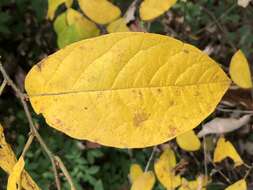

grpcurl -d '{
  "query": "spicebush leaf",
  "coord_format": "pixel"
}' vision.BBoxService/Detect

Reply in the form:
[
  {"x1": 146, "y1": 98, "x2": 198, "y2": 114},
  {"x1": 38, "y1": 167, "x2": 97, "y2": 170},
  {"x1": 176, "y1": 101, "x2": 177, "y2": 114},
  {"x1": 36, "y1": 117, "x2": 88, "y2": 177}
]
[
  {"x1": 213, "y1": 137, "x2": 243, "y2": 167},
  {"x1": 25, "y1": 32, "x2": 230, "y2": 148},
  {"x1": 78, "y1": 0, "x2": 121, "y2": 24},
  {"x1": 140, "y1": 0, "x2": 177, "y2": 21},
  {"x1": 130, "y1": 171, "x2": 155, "y2": 190},
  {"x1": 154, "y1": 148, "x2": 181, "y2": 189},
  {"x1": 229, "y1": 49, "x2": 252, "y2": 88},
  {"x1": 176, "y1": 130, "x2": 201, "y2": 151}
]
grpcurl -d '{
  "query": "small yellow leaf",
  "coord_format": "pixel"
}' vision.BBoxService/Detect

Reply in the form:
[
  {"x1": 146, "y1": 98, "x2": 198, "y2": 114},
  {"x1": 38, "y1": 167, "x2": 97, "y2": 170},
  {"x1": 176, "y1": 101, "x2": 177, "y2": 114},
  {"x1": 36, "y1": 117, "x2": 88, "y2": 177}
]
[
  {"x1": 106, "y1": 18, "x2": 130, "y2": 33},
  {"x1": 25, "y1": 32, "x2": 230, "y2": 148},
  {"x1": 47, "y1": 0, "x2": 73, "y2": 20},
  {"x1": 154, "y1": 148, "x2": 181, "y2": 189},
  {"x1": 78, "y1": 0, "x2": 121, "y2": 24},
  {"x1": 129, "y1": 164, "x2": 144, "y2": 183},
  {"x1": 229, "y1": 49, "x2": 252, "y2": 88},
  {"x1": 0, "y1": 124, "x2": 40, "y2": 190},
  {"x1": 66, "y1": 8, "x2": 100, "y2": 38},
  {"x1": 131, "y1": 171, "x2": 155, "y2": 190},
  {"x1": 7, "y1": 156, "x2": 25, "y2": 190},
  {"x1": 213, "y1": 137, "x2": 243, "y2": 167},
  {"x1": 179, "y1": 175, "x2": 207, "y2": 190},
  {"x1": 140, "y1": 0, "x2": 177, "y2": 21},
  {"x1": 225, "y1": 179, "x2": 247, "y2": 190},
  {"x1": 176, "y1": 130, "x2": 201, "y2": 151}
]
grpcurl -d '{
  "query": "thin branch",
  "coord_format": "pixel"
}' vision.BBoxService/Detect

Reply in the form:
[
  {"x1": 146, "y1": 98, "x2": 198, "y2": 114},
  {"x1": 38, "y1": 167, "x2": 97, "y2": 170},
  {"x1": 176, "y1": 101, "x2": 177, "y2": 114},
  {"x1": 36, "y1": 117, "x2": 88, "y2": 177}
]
[
  {"x1": 0, "y1": 63, "x2": 69, "y2": 190},
  {"x1": 0, "y1": 79, "x2": 7, "y2": 95},
  {"x1": 21, "y1": 133, "x2": 35, "y2": 158},
  {"x1": 217, "y1": 107, "x2": 253, "y2": 114},
  {"x1": 145, "y1": 146, "x2": 157, "y2": 172},
  {"x1": 55, "y1": 156, "x2": 76, "y2": 190}
]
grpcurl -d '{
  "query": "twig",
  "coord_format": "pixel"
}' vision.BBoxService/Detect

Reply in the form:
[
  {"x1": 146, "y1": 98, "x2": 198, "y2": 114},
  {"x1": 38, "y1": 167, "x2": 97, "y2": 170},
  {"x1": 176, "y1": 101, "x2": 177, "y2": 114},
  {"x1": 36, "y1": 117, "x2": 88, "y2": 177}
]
[
  {"x1": 203, "y1": 135, "x2": 208, "y2": 178},
  {"x1": 0, "y1": 63, "x2": 66, "y2": 190},
  {"x1": 0, "y1": 79, "x2": 7, "y2": 95},
  {"x1": 144, "y1": 146, "x2": 157, "y2": 172},
  {"x1": 21, "y1": 133, "x2": 35, "y2": 158},
  {"x1": 217, "y1": 107, "x2": 253, "y2": 114},
  {"x1": 55, "y1": 156, "x2": 76, "y2": 190}
]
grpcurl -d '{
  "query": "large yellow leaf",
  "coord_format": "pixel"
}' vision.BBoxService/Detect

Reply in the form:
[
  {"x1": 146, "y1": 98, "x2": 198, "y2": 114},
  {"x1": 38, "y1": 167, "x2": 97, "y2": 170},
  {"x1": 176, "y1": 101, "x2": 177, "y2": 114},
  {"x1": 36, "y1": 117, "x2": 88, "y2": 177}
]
[
  {"x1": 106, "y1": 18, "x2": 130, "y2": 33},
  {"x1": 0, "y1": 124, "x2": 40, "y2": 190},
  {"x1": 154, "y1": 148, "x2": 181, "y2": 189},
  {"x1": 229, "y1": 49, "x2": 252, "y2": 88},
  {"x1": 213, "y1": 137, "x2": 243, "y2": 167},
  {"x1": 176, "y1": 130, "x2": 201, "y2": 151},
  {"x1": 25, "y1": 32, "x2": 230, "y2": 148},
  {"x1": 78, "y1": 0, "x2": 121, "y2": 24},
  {"x1": 7, "y1": 156, "x2": 25, "y2": 190},
  {"x1": 130, "y1": 171, "x2": 155, "y2": 190},
  {"x1": 129, "y1": 164, "x2": 143, "y2": 183},
  {"x1": 140, "y1": 0, "x2": 177, "y2": 21},
  {"x1": 225, "y1": 179, "x2": 247, "y2": 190}
]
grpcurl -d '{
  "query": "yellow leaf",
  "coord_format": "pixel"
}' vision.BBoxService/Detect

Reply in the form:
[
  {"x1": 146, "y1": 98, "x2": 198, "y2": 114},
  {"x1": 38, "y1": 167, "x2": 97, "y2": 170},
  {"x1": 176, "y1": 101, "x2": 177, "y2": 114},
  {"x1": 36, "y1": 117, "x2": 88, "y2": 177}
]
[
  {"x1": 66, "y1": 8, "x2": 100, "y2": 38},
  {"x1": 131, "y1": 171, "x2": 155, "y2": 190},
  {"x1": 0, "y1": 124, "x2": 41, "y2": 190},
  {"x1": 225, "y1": 179, "x2": 247, "y2": 190},
  {"x1": 140, "y1": 0, "x2": 177, "y2": 21},
  {"x1": 47, "y1": 0, "x2": 73, "y2": 20},
  {"x1": 25, "y1": 32, "x2": 230, "y2": 148},
  {"x1": 229, "y1": 49, "x2": 252, "y2": 88},
  {"x1": 129, "y1": 164, "x2": 143, "y2": 183},
  {"x1": 78, "y1": 0, "x2": 121, "y2": 24},
  {"x1": 7, "y1": 156, "x2": 25, "y2": 190},
  {"x1": 213, "y1": 137, "x2": 243, "y2": 167},
  {"x1": 154, "y1": 148, "x2": 181, "y2": 189},
  {"x1": 176, "y1": 130, "x2": 201, "y2": 151},
  {"x1": 106, "y1": 18, "x2": 130, "y2": 33},
  {"x1": 179, "y1": 175, "x2": 207, "y2": 190}
]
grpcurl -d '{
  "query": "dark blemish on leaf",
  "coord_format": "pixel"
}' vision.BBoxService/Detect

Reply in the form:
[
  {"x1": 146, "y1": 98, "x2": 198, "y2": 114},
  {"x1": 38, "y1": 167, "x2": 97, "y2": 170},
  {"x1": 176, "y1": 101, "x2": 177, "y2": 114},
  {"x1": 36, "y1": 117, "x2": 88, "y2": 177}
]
[
  {"x1": 84, "y1": 107, "x2": 88, "y2": 110},
  {"x1": 169, "y1": 101, "x2": 175, "y2": 106},
  {"x1": 133, "y1": 111, "x2": 150, "y2": 127},
  {"x1": 35, "y1": 57, "x2": 47, "y2": 71},
  {"x1": 132, "y1": 89, "x2": 136, "y2": 93},
  {"x1": 53, "y1": 118, "x2": 64, "y2": 126},
  {"x1": 194, "y1": 90, "x2": 200, "y2": 96},
  {"x1": 183, "y1": 49, "x2": 189, "y2": 54},
  {"x1": 168, "y1": 125, "x2": 177, "y2": 136},
  {"x1": 157, "y1": 88, "x2": 162, "y2": 93}
]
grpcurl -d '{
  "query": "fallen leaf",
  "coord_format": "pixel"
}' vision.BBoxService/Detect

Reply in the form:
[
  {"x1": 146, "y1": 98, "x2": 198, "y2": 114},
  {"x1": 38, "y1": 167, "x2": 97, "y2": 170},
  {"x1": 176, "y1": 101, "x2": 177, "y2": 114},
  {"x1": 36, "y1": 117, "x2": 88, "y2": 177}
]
[
  {"x1": 0, "y1": 124, "x2": 41, "y2": 190},
  {"x1": 225, "y1": 179, "x2": 247, "y2": 190},
  {"x1": 129, "y1": 164, "x2": 144, "y2": 183},
  {"x1": 176, "y1": 130, "x2": 201, "y2": 151},
  {"x1": 78, "y1": 0, "x2": 121, "y2": 24},
  {"x1": 130, "y1": 171, "x2": 155, "y2": 190},
  {"x1": 198, "y1": 115, "x2": 251, "y2": 137},
  {"x1": 7, "y1": 156, "x2": 25, "y2": 190},
  {"x1": 25, "y1": 32, "x2": 230, "y2": 148},
  {"x1": 106, "y1": 18, "x2": 130, "y2": 33},
  {"x1": 154, "y1": 148, "x2": 181, "y2": 189},
  {"x1": 213, "y1": 137, "x2": 243, "y2": 167},
  {"x1": 140, "y1": 0, "x2": 177, "y2": 21},
  {"x1": 237, "y1": 0, "x2": 251, "y2": 8},
  {"x1": 229, "y1": 50, "x2": 252, "y2": 88},
  {"x1": 47, "y1": 0, "x2": 73, "y2": 20}
]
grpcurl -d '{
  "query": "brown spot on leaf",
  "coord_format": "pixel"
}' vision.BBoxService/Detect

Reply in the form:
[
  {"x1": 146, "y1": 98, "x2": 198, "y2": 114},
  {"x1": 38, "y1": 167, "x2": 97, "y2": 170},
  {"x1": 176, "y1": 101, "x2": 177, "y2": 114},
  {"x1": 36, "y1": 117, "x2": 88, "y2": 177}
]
[
  {"x1": 133, "y1": 111, "x2": 150, "y2": 127},
  {"x1": 157, "y1": 88, "x2": 162, "y2": 93},
  {"x1": 35, "y1": 58, "x2": 47, "y2": 71}
]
